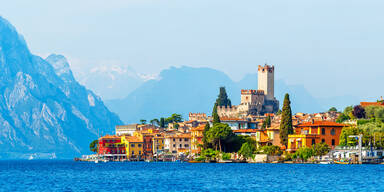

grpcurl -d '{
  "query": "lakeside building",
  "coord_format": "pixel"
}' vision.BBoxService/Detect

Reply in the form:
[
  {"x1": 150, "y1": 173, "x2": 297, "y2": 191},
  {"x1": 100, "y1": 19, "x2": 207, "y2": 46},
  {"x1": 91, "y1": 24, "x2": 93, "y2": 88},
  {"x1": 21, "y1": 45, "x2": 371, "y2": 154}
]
[
  {"x1": 121, "y1": 136, "x2": 143, "y2": 160},
  {"x1": 287, "y1": 121, "x2": 347, "y2": 152},
  {"x1": 191, "y1": 124, "x2": 205, "y2": 155},
  {"x1": 153, "y1": 133, "x2": 165, "y2": 156},
  {"x1": 98, "y1": 135, "x2": 126, "y2": 160},
  {"x1": 164, "y1": 133, "x2": 191, "y2": 154},
  {"x1": 115, "y1": 124, "x2": 138, "y2": 136},
  {"x1": 217, "y1": 64, "x2": 279, "y2": 118},
  {"x1": 133, "y1": 129, "x2": 160, "y2": 160}
]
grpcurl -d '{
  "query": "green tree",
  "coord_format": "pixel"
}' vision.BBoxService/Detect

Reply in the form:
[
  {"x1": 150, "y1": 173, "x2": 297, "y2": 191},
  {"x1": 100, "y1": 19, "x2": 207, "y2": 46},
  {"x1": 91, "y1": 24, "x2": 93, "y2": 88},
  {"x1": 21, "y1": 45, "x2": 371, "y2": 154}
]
[
  {"x1": 262, "y1": 115, "x2": 272, "y2": 129},
  {"x1": 343, "y1": 106, "x2": 354, "y2": 119},
  {"x1": 212, "y1": 103, "x2": 221, "y2": 124},
  {"x1": 238, "y1": 142, "x2": 256, "y2": 159},
  {"x1": 311, "y1": 143, "x2": 330, "y2": 158},
  {"x1": 375, "y1": 107, "x2": 384, "y2": 123},
  {"x1": 216, "y1": 87, "x2": 232, "y2": 107},
  {"x1": 150, "y1": 119, "x2": 160, "y2": 126},
  {"x1": 294, "y1": 147, "x2": 314, "y2": 162},
  {"x1": 276, "y1": 109, "x2": 282, "y2": 115},
  {"x1": 336, "y1": 113, "x2": 350, "y2": 123},
  {"x1": 166, "y1": 114, "x2": 183, "y2": 123},
  {"x1": 280, "y1": 93, "x2": 293, "y2": 147},
  {"x1": 207, "y1": 123, "x2": 233, "y2": 152},
  {"x1": 174, "y1": 123, "x2": 180, "y2": 130},
  {"x1": 140, "y1": 119, "x2": 147, "y2": 125},
  {"x1": 328, "y1": 107, "x2": 337, "y2": 112},
  {"x1": 202, "y1": 123, "x2": 211, "y2": 149},
  {"x1": 259, "y1": 145, "x2": 282, "y2": 156},
  {"x1": 159, "y1": 117, "x2": 165, "y2": 128},
  {"x1": 90, "y1": 140, "x2": 98, "y2": 153}
]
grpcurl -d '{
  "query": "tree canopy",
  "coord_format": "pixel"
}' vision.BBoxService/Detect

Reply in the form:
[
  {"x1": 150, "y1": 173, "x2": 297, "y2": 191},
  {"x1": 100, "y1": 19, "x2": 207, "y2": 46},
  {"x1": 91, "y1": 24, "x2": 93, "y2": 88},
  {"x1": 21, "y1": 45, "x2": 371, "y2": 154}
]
[
  {"x1": 328, "y1": 107, "x2": 337, "y2": 112},
  {"x1": 90, "y1": 140, "x2": 98, "y2": 153},
  {"x1": 216, "y1": 87, "x2": 232, "y2": 107},
  {"x1": 352, "y1": 105, "x2": 366, "y2": 119},
  {"x1": 280, "y1": 93, "x2": 293, "y2": 147},
  {"x1": 206, "y1": 123, "x2": 234, "y2": 152}
]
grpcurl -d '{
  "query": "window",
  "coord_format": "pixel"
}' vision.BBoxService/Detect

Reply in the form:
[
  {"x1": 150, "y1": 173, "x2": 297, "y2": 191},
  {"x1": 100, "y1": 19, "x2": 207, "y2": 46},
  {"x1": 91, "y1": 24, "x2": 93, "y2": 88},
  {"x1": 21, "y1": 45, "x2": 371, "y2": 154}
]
[
  {"x1": 312, "y1": 139, "x2": 315, "y2": 145},
  {"x1": 138, "y1": 144, "x2": 142, "y2": 147},
  {"x1": 173, "y1": 144, "x2": 176, "y2": 147},
  {"x1": 321, "y1": 128, "x2": 326, "y2": 135},
  {"x1": 330, "y1": 129, "x2": 335, "y2": 135},
  {"x1": 173, "y1": 138, "x2": 175, "y2": 141},
  {"x1": 332, "y1": 139, "x2": 335, "y2": 146},
  {"x1": 139, "y1": 151, "x2": 141, "y2": 155},
  {"x1": 132, "y1": 151, "x2": 134, "y2": 155},
  {"x1": 179, "y1": 144, "x2": 182, "y2": 148},
  {"x1": 321, "y1": 139, "x2": 325, "y2": 143},
  {"x1": 179, "y1": 138, "x2": 182, "y2": 142},
  {"x1": 184, "y1": 138, "x2": 188, "y2": 142},
  {"x1": 185, "y1": 144, "x2": 189, "y2": 148},
  {"x1": 131, "y1": 144, "x2": 135, "y2": 147}
]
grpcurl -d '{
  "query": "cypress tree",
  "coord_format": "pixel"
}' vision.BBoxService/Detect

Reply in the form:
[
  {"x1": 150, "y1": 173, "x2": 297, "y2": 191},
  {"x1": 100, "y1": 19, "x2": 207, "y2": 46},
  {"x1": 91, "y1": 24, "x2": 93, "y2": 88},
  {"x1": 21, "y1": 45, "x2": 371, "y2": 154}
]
[
  {"x1": 160, "y1": 117, "x2": 165, "y2": 128},
  {"x1": 202, "y1": 123, "x2": 210, "y2": 149},
  {"x1": 216, "y1": 87, "x2": 232, "y2": 107},
  {"x1": 279, "y1": 93, "x2": 293, "y2": 147},
  {"x1": 212, "y1": 103, "x2": 221, "y2": 124}
]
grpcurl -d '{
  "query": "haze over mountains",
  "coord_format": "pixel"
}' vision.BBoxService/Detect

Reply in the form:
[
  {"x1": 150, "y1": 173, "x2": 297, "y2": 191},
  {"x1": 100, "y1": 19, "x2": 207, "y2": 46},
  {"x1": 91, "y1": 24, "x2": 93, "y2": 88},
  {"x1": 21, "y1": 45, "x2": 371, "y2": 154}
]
[
  {"x1": 0, "y1": 17, "x2": 122, "y2": 159},
  {"x1": 0, "y1": 15, "x2": 361, "y2": 159},
  {"x1": 105, "y1": 66, "x2": 361, "y2": 124}
]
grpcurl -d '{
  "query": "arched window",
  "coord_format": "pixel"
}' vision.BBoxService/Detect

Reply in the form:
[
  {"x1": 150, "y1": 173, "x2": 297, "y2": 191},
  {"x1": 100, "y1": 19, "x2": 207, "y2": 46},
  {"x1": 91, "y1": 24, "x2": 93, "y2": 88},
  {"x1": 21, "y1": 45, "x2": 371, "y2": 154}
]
[
  {"x1": 332, "y1": 139, "x2": 335, "y2": 146},
  {"x1": 321, "y1": 139, "x2": 325, "y2": 143},
  {"x1": 321, "y1": 128, "x2": 326, "y2": 135},
  {"x1": 330, "y1": 129, "x2": 335, "y2": 135}
]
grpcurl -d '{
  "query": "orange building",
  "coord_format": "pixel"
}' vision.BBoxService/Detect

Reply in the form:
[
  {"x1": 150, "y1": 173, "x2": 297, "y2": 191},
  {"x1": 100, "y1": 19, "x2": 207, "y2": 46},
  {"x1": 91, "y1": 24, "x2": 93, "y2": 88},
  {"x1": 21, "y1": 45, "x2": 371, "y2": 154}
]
[
  {"x1": 191, "y1": 124, "x2": 205, "y2": 155},
  {"x1": 287, "y1": 121, "x2": 347, "y2": 152}
]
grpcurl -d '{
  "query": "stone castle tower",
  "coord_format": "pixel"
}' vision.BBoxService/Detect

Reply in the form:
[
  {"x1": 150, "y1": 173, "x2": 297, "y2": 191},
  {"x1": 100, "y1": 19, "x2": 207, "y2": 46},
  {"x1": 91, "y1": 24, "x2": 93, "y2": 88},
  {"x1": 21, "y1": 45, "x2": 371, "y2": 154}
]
[
  {"x1": 217, "y1": 64, "x2": 279, "y2": 118},
  {"x1": 258, "y1": 64, "x2": 274, "y2": 100}
]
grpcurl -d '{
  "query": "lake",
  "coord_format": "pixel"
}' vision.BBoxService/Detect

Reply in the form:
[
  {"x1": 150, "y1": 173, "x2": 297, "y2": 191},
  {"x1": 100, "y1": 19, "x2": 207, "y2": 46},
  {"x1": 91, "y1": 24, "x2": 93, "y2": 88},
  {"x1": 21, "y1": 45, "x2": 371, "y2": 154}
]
[{"x1": 0, "y1": 160, "x2": 383, "y2": 191}]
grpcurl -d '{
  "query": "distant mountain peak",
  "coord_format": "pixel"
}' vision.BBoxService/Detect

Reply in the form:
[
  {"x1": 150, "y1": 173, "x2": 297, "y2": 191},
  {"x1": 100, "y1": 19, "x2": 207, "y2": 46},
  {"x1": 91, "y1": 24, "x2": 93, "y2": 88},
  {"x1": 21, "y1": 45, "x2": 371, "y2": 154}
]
[{"x1": 45, "y1": 54, "x2": 75, "y2": 83}]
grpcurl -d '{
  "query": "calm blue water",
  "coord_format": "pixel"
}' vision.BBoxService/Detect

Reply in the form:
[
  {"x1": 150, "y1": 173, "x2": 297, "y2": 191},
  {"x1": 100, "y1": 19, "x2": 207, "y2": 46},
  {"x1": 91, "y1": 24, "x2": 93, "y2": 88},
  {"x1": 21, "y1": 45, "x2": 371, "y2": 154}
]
[{"x1": 0, "y1": 160, "x2": 383, "y2": 191}]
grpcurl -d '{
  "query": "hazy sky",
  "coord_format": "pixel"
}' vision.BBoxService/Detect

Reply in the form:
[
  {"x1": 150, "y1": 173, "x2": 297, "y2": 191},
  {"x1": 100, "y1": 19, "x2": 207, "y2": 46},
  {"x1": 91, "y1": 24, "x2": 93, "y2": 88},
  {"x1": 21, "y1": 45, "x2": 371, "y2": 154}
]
[{"x1": 1, "y1": 0, "x2": 383, "y2": 100}]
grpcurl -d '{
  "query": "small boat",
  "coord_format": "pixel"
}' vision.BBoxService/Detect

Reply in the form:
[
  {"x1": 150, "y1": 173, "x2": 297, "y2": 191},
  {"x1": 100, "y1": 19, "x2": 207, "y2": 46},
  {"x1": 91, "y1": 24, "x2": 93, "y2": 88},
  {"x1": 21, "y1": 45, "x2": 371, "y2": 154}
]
[
  {"x1": 95, "y1": 160, "x2": 99, "y2": 164},
  {"x1": 333, "y1": 160, "x2": 349, "y2": 165},
  {"x1": 188, "y1": 160, "x2": 202, "y2": 163}
]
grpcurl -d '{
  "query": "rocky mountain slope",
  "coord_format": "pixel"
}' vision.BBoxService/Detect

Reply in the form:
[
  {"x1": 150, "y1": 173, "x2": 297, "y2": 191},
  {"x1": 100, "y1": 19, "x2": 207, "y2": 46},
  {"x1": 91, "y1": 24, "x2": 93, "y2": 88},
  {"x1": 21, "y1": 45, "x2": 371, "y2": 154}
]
[{"x1": 0, "y1": 17, "x2": 122, "y2": 159}]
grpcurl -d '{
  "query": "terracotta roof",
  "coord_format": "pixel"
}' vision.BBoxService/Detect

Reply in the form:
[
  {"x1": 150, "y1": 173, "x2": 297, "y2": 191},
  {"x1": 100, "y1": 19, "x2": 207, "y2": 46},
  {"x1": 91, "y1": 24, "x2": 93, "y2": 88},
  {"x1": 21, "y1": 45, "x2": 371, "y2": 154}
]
[
  {"x1": 296, "y1": 121, "x2": 346, "y2": 127},
  {"x1": 220, "y1": 117, "x2": 246, "y2": 121},
  {"x1": 191, "y1": 124, "x2": 206, "y2": 131},
  {"x1": 122, "y1": 136, "x2": 143, "y2": 143},
  {"x1": 99, "y1": 135, "x2": 120, "y2": 139},
  {"x1": 361, "y1": 102, "x2": 384, "y2": 107},
  {"x1": 233, "y1": 129, "x2": 259, "y2": 133},
  {"x1": 166, "y1": 133, "x2": 191, "y2": 138}
]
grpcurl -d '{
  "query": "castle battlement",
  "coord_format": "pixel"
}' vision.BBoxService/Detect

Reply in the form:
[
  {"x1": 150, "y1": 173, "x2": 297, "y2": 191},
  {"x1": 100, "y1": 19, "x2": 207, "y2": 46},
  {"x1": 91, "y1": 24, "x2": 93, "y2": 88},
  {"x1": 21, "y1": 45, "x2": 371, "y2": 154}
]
[
  {"x1": 188, "y1": 113, "x2": 207, "y2": 121},
  {"x1": 241, "y1": 89, "x2": 265, "y2": 95},
  {"x1": 258, "y1": 64, "x2": 274, "y2": 73}
]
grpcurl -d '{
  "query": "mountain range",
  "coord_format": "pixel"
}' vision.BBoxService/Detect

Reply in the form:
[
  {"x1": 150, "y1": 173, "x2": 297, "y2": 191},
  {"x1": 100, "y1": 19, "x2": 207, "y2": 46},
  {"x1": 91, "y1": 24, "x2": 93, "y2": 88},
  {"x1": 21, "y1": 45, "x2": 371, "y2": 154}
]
[
  {"x1": 0, "y1": 17, "x2": 122, "y2": 159},
  {"x1": 105, "y1": 66, "x2": 359, "y2": 124}
]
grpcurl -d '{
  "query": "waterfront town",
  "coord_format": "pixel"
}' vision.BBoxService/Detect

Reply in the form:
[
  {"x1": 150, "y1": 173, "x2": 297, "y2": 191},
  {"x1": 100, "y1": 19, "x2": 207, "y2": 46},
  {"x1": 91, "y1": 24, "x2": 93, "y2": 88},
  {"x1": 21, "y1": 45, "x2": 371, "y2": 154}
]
[{"x1": 81, "y1": 65, "x2": 384, "y2": 164}]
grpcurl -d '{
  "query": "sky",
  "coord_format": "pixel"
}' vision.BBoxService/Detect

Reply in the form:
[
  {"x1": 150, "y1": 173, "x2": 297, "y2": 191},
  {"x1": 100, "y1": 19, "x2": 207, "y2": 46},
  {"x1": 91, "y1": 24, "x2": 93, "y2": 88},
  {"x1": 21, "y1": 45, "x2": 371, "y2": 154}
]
[{"x1": 1, "y1": 0, "x2": 383, "y2": 100}]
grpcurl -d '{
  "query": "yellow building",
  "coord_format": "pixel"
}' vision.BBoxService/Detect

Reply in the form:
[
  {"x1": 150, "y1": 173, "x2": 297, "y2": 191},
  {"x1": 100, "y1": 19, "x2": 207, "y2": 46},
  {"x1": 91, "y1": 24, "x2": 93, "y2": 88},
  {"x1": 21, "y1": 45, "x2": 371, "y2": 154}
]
[
  {"x1": 121, "y1": 136, "x2": 143, "y2": 160},
  {"x1": 191, "y1": 124, "x2": 205, "y2": 155},
  {"x1": 153, "y1": 133, "x2": 165, "y2": 155}
]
